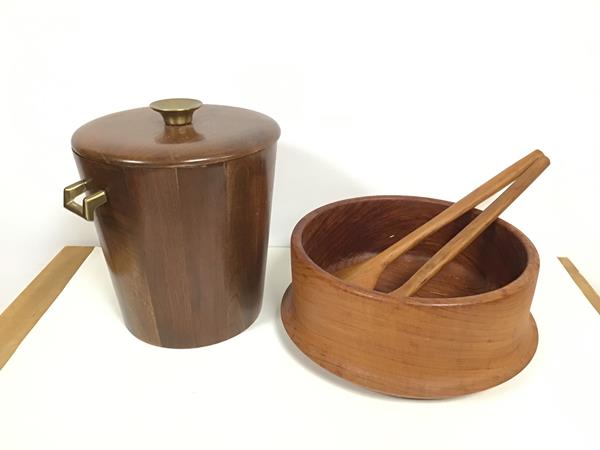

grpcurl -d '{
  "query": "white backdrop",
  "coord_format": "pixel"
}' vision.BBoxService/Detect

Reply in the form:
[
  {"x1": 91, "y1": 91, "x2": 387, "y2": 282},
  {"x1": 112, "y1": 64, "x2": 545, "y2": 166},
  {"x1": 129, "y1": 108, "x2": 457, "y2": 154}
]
[{"x1": 1, "y1": 0, "x2": 599, "y2": 312}]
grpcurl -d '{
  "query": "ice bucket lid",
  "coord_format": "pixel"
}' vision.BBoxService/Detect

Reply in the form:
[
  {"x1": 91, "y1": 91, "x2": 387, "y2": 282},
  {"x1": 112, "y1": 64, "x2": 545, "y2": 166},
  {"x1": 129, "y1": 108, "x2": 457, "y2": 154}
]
[{"x1": 71, "y1": 98, "x2": 280, "y2": 167}]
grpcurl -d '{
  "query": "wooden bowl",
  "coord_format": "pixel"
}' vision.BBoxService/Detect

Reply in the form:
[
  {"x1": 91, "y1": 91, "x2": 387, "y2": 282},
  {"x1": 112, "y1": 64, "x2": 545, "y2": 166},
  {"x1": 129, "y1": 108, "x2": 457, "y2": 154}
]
[{"x1": 281, "y1": 195, "x2": 540, "y2": 399}]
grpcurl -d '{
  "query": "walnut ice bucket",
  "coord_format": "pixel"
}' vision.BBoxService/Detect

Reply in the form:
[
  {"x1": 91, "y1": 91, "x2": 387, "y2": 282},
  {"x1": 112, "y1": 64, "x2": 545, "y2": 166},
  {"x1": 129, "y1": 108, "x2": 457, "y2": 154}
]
[{"x1": 64, "y1": 99, "x2": 280, "y2": 348}]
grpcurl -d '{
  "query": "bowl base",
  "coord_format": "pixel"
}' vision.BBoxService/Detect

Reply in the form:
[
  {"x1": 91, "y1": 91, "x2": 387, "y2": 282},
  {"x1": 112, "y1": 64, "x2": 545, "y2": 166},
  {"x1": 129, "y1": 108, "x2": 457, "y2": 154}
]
[{"x1": 281, "y1": 285, "x2": 539, "y2": 399}]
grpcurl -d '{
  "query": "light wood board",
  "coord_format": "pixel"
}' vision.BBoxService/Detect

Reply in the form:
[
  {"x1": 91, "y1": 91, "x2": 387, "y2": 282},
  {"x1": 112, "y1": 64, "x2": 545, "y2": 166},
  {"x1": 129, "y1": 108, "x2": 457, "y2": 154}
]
[
  {"x1": 0, "y1": 246, "x2": 93, "y2": 369},
  {"x1": 558, "y1": 256, "x2": 600, "y2": 315}
]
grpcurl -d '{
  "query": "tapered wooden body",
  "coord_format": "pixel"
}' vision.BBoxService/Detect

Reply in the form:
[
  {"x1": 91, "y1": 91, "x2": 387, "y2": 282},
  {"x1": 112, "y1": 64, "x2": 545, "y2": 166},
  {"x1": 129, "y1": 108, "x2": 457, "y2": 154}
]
[
  {"x1": 282, "y1": 196, "x2": 540, "y2": 398},
  {"x1": 67, "y1": 102, "x2": 280, "y2": 348},
  {"x1": 75, "y1": 149, "x2": 275, "y2": 348}
]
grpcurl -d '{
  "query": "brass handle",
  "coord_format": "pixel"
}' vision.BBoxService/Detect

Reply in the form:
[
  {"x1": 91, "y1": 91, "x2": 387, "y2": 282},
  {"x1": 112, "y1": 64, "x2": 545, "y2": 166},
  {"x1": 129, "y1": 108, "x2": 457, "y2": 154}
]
[
  {"x1": 63, "y1": 180, "x2": 107, "y2": 221},
  {"x1": 150, "y1": 98, "x2": 202, "y2": 126}
]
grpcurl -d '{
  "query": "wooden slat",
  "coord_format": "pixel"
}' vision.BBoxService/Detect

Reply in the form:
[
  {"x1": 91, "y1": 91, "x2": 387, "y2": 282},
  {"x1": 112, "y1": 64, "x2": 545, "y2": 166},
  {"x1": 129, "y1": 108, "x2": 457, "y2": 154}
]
[
  {"x1": 558, "y1": 257, "x2": 600, "y2": 315},
  {"x1": 0, "y1": 246, "x2": 93, "y2": 369}
]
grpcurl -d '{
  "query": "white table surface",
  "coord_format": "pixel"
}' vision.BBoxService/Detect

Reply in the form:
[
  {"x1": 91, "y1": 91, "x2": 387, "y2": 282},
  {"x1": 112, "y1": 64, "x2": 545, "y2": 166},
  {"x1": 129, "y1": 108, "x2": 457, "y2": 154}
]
[{"x1": 1, "y1": 247, "x2": 599, "y2": 450}]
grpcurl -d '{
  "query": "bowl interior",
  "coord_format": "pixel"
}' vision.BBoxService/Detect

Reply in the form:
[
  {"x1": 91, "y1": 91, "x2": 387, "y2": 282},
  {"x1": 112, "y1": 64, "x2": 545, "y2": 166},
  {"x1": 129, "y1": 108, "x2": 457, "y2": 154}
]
[{"x1": 300, "y1": 196, "x2": 530, "y2": 297}]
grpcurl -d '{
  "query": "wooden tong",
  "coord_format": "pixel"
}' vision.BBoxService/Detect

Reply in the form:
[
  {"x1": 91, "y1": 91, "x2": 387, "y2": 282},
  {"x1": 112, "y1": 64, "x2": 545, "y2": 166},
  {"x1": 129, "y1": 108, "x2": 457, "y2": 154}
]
[{"x1": 335, "y1": 150, "x2": 550, "y2": 296}]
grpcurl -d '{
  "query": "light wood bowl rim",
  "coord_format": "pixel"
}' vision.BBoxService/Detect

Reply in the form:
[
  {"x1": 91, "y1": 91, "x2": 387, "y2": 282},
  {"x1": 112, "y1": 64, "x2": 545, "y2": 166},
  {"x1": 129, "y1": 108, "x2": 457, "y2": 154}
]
[{"x1": 291, "y1": 195, "x2": 540, "y2": 306}]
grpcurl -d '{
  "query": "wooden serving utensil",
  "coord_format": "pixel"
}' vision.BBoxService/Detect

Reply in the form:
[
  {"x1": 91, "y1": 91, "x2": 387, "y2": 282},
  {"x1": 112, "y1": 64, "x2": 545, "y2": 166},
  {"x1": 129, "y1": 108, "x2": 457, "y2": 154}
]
[
  {"x1": 335, "y1": 149, "x2": 545, "y2": 289},
  {"x1": 391, "y1": 154, "x2": 550, "y2": 297}
]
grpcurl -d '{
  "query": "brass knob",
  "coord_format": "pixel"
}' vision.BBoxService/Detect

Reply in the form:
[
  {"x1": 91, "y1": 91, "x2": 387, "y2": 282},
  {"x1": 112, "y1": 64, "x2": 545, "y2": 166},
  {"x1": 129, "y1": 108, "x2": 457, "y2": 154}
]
[{"x1": 150, "y1": 98, "x2": 203, "y2": 126}]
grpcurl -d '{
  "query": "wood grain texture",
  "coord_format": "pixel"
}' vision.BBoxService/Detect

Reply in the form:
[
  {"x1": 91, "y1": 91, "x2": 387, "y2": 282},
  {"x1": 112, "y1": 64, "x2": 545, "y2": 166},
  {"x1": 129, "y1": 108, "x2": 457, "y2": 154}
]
[
  {"x1": 0, "y1": 246, "x2": 93, "y2": 369},
  {"x1": 74, "y1": 146, "x2": 276, "y2": 348},
  {"x1": 558, "y1": 257, "x2": 600, "y2": 314},
  {"x1": 282, "y1": 196, "x2": 540, "y2": 399}
]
